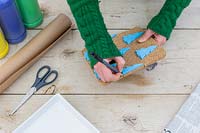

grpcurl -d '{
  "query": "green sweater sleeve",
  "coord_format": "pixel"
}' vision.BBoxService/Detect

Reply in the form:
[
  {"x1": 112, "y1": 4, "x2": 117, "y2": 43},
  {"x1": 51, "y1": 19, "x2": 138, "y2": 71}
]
[
  {"x1": 67, "y1": 0, "x2": 121, "y2": 68},
  {"x1": 147, "y1": 0, "x2": 191, "y2": 39}
]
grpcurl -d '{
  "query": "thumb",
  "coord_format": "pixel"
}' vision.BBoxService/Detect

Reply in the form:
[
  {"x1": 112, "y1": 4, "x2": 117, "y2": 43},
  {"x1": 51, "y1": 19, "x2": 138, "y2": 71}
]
[
  {"x1": 114, "y1": 57, "x2": 125, "y2": 72},
  {"x1": 138, "y1": 29, "x2": 154, "y2": 43}
]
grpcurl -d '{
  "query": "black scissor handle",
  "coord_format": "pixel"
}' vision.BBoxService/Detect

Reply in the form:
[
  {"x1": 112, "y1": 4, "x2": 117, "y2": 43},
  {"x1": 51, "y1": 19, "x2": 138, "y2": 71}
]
[
  {"x1": 40, "y1": 70, "x2": 58, "y2": 86},
  {"x1": 31, "y1": 66, "x2": 58, "y2": 91},
  {"x1": 32, "y1": 66, "x2": 50, "y2": 87},
  {"x1": 36, "y1": 65, "x2": 51, "y2": 79}
]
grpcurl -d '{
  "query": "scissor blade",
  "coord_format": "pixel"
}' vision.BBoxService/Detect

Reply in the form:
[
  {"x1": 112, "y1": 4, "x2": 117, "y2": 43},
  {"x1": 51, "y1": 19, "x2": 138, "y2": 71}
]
[{"x1": 10, "y1": 87, "x2": 36, "y2": 115}]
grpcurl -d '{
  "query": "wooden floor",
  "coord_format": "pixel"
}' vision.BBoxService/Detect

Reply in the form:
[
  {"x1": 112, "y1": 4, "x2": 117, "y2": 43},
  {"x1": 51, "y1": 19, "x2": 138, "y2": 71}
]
[{"x1": 0, "y1": 0, "x2": 199, "y2": 132}]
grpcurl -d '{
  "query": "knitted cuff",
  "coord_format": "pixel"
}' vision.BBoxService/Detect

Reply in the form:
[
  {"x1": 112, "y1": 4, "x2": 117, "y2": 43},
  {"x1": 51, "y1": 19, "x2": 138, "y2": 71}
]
[
  {"x1": 86, "y1": 40, "x2": 121, "y2": 68},
  {"x1": 147, "y1": 0, "x2": 191, "y2": 39},
  {"x1": 67, "y1": 0, "x2": 121, "y2": 68}
]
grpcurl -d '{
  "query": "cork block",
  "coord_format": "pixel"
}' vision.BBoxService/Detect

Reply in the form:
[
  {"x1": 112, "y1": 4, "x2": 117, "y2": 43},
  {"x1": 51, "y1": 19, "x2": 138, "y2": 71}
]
[{"x1": 82, "y1": 27, "x2": 166, "y2": 83}]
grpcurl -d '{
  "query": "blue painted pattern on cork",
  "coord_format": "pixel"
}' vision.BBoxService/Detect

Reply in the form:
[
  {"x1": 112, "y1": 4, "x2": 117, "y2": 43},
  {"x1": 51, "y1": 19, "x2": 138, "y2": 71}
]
[{"x1": 0, "y1": 0, "x2": 26, "y2": 44}]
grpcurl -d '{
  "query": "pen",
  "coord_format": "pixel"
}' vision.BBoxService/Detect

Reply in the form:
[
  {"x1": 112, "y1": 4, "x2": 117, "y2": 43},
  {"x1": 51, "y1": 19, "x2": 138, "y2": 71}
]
[{"x1": 90, "y1": 52, "x2": 119, "y2": 74}]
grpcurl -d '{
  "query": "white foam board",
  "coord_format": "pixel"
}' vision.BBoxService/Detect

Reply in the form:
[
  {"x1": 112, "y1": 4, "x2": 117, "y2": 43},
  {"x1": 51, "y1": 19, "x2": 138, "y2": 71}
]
[{"x1": 13, "y1": 94, "x2": 100, "y2": 133}]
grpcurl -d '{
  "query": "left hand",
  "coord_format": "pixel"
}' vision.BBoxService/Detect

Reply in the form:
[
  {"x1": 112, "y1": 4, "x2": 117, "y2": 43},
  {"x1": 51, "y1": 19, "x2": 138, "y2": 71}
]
[
  {"x1": 94, "y1": 56, "x2": 125, "y2": 83},
  {"x1": 138, "y1": 29, "x2": 166, "y2": 46}
]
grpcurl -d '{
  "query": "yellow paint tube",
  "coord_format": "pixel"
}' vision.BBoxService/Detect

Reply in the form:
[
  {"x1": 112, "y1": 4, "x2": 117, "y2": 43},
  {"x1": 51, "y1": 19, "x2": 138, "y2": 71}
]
[{"x1": 0, "y1": 32, "x2": 9, "y2": 59}]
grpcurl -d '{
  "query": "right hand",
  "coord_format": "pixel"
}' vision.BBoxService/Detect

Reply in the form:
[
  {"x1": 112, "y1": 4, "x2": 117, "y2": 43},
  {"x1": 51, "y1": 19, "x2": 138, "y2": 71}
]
[
  {"x1": 94, "y1": 56, "x2": 125, "y2": 82},
  {"x1": 138, "y1": 29, "x2": 167, "y2": 46}
]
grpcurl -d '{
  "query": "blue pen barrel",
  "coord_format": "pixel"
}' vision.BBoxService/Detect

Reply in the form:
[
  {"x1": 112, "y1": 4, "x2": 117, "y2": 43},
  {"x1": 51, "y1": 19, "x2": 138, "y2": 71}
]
[{"x1": 0, "y1": 0, "x2": 26, "y2": 44}]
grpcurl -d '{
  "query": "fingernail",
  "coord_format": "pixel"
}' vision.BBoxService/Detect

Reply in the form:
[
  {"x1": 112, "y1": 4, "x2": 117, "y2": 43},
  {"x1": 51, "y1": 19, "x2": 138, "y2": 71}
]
[{"x1": 137, "y1": 38, "x2": 143, "y2": 43}]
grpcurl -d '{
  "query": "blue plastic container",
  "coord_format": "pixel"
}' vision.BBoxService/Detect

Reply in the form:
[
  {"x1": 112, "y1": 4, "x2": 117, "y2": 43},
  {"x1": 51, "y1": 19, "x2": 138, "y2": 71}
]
[{"x1": 0, "y1": 0, "x2": 26, "y2": 44}]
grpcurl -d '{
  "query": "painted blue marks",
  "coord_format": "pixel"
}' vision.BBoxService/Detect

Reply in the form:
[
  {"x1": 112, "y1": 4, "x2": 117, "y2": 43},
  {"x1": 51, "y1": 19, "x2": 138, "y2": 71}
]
[
  {"x1": 84, "y1": 51, "x2": 90, "y2": 61},
  {"x1": 119, "y1": 47, "x2": 130, "y2": 56},
  {"x1": 123, "y1": 32, "x2": 144, "y2": 45},
  {"x1": 111, "y1": 63, "x2": 117, "y2": 68},
  {"x1": 122, "y1": 64, "x2": 143, "y2": 75},
  {"x1": 94, "y1": 63, "x2": 143, "y2": 79},
  {"x1": 84, "y1": 51, "x2": 101, "y2": 79},
  {"x1": 94, "y1": 70, "x2": 101, "y2": 80},
  {"x1": 135, "y1": 45, "x2": 157, "y2": 60},
  {"x1": 111, "y1": 34, "x2": 117, "y2": 38}
]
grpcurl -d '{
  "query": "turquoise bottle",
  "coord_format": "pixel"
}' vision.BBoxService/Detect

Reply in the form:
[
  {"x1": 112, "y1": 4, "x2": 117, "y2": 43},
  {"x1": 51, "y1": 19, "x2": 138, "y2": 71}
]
[{"x1": 15, "y1": 0, "x2": 43, "y2": 28}]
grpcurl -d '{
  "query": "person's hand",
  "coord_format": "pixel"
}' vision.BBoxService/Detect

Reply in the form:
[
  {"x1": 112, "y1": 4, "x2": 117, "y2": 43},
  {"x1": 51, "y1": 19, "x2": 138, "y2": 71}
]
[
  {"x1": 94, "y1": 56, "x2": 125, "y2": 83},
  {"x1": 138, "y1": 29, "x2": 166, "y2": 46}
]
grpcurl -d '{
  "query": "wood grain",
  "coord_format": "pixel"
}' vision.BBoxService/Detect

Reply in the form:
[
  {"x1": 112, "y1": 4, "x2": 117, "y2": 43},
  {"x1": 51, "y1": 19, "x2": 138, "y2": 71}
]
[
  {"x1": 37, "y1": 0, "x2": 200, "y2": 29},
  {"x1": 0, "y1": 95, "x2": 188, "y2": 133},
  {"x1": 0, "y1": 0, "x2": 199, "y2": 132}
]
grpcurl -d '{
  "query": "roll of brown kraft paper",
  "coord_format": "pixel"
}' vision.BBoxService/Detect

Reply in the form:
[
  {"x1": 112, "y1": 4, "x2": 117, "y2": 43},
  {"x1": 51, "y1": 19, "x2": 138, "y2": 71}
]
[{"x1": 0, "y1": 13, "x2": 73, "y2": 93}]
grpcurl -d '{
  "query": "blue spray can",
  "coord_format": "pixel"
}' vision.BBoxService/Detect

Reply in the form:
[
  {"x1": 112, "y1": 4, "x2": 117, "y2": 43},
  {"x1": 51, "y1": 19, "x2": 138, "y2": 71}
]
[{"x1": 0, "y1": 0, "x2": 26, "y2": 44}]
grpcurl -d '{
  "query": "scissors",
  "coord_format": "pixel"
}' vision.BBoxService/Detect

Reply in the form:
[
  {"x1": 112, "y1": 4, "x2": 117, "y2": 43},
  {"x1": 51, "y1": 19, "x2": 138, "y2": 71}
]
[{"x1": 10, "y1": 65, "x2": 58, "y2": 115}]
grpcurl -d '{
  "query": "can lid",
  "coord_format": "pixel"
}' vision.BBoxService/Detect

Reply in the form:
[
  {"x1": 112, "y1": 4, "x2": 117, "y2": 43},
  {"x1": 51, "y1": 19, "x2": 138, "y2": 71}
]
[{"x1": 0, "y1": 0, "x2": 13, "y2": 9}]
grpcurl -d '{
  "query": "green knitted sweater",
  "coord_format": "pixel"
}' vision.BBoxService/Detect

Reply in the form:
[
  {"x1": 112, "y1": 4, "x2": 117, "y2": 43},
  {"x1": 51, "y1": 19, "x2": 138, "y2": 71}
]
[
  {"x1": 67, "y1": 0, "x2": 191, "y2": 67},
  {"x1": 147, "y1": 0, "x2": 191, "y2": 39}
]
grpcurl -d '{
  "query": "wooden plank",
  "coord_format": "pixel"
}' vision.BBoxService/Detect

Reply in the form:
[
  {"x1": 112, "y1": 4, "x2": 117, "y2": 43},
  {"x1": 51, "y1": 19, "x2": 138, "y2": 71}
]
[
  {"x1": 37, "y1": 0, "x2": 200, "y2": 29},
  {"x1": 0, "y1": 95, "x2": 188, "y2": 133},
  {"x1": 1, "y1": 29, "x2": 200, "y2": 94}
]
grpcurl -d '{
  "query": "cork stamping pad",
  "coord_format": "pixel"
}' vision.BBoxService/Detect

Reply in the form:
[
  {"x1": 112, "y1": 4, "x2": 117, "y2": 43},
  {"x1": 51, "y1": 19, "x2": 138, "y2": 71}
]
[{"x1": 82, "y1": 27, "x2": 166, "y2": 82}]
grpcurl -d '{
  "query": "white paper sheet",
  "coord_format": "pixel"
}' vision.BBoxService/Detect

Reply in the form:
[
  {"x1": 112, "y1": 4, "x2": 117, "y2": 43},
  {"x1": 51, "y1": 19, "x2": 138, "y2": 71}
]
[
  {"x1": 13, "y1": 94, "x2": 100, "y2": 133},
  {"x1": 164, "y1": 83, "x2": 200, "y2": 133}
]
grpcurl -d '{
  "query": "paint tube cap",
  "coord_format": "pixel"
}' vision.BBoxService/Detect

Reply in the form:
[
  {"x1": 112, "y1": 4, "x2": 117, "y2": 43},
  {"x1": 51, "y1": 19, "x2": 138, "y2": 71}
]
[{"x1": 24, "y1": 15, "x2": 43, "y2": 28}]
